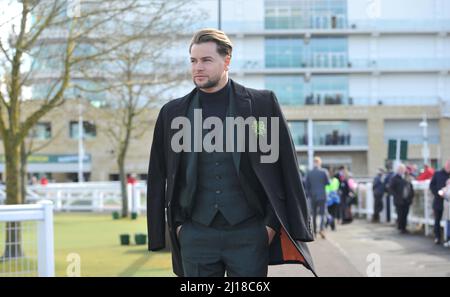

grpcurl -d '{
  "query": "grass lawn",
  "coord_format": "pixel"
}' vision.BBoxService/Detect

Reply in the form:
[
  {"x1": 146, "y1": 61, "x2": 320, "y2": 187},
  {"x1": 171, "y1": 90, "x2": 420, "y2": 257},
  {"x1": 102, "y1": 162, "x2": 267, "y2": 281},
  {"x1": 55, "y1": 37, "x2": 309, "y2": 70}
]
[{"x1": 53, "y1": 213, "x2": 174, "y2": 277}]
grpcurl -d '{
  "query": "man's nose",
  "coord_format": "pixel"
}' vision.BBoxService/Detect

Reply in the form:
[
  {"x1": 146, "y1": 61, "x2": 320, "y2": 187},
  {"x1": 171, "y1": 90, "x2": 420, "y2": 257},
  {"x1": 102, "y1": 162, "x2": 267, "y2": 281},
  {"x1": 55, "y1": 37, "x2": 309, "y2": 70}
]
[{"x1": 193, "y1": 62, "x2": 205, "y2": 72}]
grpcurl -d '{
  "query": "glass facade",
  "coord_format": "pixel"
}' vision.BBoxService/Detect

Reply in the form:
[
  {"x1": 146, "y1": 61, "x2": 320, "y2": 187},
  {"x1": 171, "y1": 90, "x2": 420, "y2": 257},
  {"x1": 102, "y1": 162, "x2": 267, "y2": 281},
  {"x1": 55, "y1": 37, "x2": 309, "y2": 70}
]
[
  {"x1": 314, "y1": 121, "x2": 351, "y2": 146},
  {"x1": 265, "y1": 75, "x2": 304, "y2": 105},
  {"x1": 265, "y1": 38, "x2": 303, "y2": 68},
  {"x1": 31, "y1": 41, "x2": 107, "y2": 106},
  {"x1": 265, "y1": 75, "x2": 348, "y2": 106},
  {"x1": 29, "y1": 123, "x2": 52, "y2": 140},
  {"x1": 265, "y1": 0, "x2": 347, "y2": 29},
  {"x1": 288, "y1": 121, "x2": 308, "y2": 146},
  {"x1": 265, "y1": 37, "x2": 347, "y2": 68},
  {"x1": 306, "y1": 75, "x2": 349, "y2": 105},
  {"x1": 306, "y1": 37, "x2": 348, "y2": 68},
  {"x1": 70, "y1": 121, "x2": 97, "y2": 139}
]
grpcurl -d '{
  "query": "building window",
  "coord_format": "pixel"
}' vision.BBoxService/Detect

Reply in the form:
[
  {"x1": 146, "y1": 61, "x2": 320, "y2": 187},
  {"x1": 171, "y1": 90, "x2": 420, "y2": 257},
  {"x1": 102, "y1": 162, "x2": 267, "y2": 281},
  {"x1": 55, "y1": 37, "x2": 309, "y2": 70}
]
[
  {"x1": 265, "y1": 75, "x2": 349, "y2": 106},
  {"x1": 306, "y1": 75, "x2": 349, "y2": 105},
  {"x1": 265, "y1": 37, "x2": 303, "y2": 68},
  {"x1": 265, "y1": 0, "x2": 347, "y2": 29},
  {"x1": 384, "y1": 120, "x2": 440, "y2": 145},
  {"x1": 70, "y1": 121, "x2": 97, "y2": 139},
  {"x1": 265, "y1": 37, "x2": 348, "y2": 69},
  {"x1": 288, "y1": 121, "x2": 308, "y2": 146},
  {"x1": 306, "y1": 37, "x2": 348, "y2": 68},
  {"x1": 265, "y1": 75, "x2": 304, "y2": 105},
  {"x1": 29, "y1": 122, "x2": 52, "y2": 140},
  {"x1": 313, "y1": 121, "x2": 367, "y2": 146}
]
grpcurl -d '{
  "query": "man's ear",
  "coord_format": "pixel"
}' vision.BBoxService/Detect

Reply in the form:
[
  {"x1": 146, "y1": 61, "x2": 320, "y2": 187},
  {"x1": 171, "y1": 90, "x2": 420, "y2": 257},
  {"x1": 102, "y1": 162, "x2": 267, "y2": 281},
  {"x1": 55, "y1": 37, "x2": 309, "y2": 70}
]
[{"x1": 224, "y1": 55, "x2": 231, "y2": 70}]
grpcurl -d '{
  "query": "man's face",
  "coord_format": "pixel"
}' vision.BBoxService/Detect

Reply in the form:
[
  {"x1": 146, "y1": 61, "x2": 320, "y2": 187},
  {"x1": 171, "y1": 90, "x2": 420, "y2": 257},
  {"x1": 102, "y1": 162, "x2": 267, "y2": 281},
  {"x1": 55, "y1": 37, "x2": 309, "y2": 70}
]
[{"x1": 190, "y1": 42, "x2": 230, "y2": 90}]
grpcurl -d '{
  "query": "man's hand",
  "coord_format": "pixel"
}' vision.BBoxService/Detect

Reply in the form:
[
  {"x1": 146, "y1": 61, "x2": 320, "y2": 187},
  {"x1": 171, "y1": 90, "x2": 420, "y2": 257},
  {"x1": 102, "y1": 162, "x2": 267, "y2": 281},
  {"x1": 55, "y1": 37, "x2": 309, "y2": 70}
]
[{"x1": 266, "y1": 226, "x2": 276, "y2": 245}]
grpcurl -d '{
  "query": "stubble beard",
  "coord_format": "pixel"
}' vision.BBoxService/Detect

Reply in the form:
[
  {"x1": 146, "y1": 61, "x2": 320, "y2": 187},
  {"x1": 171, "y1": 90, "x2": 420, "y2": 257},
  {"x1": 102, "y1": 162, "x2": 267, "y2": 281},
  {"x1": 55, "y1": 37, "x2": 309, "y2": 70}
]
[{"x1": 193, "y1": 75, "x2": 221, "y2": 90}]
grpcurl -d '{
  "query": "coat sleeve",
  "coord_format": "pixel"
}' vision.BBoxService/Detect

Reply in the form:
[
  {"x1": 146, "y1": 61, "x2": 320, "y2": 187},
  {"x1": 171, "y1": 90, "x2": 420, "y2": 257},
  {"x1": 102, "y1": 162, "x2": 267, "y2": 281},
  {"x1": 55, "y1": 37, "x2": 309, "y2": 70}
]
[
  {"x1": 147, "y1": 106, "x2": 167, "y2": 251},
  {"x1": 270, "y1": 91, "x2": 313, "y2": 241},
  {"x1": 429, "y1": 173, "x2": 438, "y2": 197}
]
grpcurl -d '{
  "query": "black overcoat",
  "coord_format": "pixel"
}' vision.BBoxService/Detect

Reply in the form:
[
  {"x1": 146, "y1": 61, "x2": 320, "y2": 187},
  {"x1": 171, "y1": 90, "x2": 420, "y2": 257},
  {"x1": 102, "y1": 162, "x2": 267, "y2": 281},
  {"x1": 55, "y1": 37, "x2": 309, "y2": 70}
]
[{"x1": 147, "y1": 79, "x2": 316, "y2": 276}]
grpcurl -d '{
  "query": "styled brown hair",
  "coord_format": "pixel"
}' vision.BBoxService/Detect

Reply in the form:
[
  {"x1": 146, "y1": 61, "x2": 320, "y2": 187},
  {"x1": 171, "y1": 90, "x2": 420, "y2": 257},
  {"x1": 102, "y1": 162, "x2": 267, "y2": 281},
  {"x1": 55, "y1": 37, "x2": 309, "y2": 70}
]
[{"x1": 189, "y1": 28, "x2": 233, "y2": 57}]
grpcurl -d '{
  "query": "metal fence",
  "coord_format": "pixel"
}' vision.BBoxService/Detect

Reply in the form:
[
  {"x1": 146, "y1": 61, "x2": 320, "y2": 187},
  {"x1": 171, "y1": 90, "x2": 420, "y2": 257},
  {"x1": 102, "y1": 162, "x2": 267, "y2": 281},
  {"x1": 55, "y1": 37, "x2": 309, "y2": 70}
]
[
  {"x1": 0, "y1": 201, "x2": 54, "y2": 277},
  {"x1": 0, "y1": 182, "x2": 147, "y2": 214},
  {"x1": 354, "y1": 180, "x2": 449, "y2": 240}
]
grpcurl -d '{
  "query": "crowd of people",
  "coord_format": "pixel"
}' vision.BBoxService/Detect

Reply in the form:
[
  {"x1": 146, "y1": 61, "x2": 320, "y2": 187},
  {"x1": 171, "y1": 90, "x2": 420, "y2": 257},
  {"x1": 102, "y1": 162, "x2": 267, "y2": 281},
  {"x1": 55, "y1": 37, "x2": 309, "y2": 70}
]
[
  {"x1": 304, "y1": 157, "x2": 358, "y2": 239},
  {"x1": 372, "y1": 160, "x2": 450, "y2": 246},
  {"x1": 304, "y1": 157, "x2": 450, "y2": 247}
]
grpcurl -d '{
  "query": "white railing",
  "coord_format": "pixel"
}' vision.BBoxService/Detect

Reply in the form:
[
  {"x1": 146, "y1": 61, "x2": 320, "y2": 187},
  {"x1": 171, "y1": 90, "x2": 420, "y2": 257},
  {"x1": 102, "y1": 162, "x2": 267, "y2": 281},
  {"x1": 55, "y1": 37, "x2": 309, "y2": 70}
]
[
  {"x1": 355, "y1": 180, "x2": 449, "y2": 240},
  {"x1": 0, "y1": 182, "x2": 147, "y2": 214},
  {"x1": 0, "y1": 200, "x2": 54, "y2": 277}
]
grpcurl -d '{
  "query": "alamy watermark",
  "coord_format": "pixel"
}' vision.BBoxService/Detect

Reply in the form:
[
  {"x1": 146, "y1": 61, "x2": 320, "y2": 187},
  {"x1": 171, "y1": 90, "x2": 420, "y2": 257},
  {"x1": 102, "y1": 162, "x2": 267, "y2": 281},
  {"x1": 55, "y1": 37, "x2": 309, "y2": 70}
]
[
  {"x1": 170, "y1": 110, "x2": 280, "y2": 163},
  {"x1": 366, "y1": 253, "x2": 381, "y2": 277},
  {"x1": 66, "y1": 253, "x2": 81, "y2": 277}
]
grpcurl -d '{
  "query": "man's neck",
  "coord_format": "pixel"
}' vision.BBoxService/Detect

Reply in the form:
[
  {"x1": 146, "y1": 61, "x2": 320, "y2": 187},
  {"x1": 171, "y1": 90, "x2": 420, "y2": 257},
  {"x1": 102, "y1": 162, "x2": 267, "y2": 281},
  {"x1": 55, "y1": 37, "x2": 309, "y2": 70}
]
[{"x1": 199, "y1": 74, "x2": 229, "y2": 93}]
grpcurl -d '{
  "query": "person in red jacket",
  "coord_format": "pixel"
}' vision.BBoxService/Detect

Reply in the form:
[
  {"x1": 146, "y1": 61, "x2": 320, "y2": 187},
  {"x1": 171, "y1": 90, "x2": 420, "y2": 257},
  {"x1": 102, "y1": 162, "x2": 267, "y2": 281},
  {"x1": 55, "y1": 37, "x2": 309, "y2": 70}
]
[
  {"x1": 417, "y1": 164, "x2": 435, "y2": 181},
  {"x1": 40, "y1": 175, "x2": 48, "y2": 185}
]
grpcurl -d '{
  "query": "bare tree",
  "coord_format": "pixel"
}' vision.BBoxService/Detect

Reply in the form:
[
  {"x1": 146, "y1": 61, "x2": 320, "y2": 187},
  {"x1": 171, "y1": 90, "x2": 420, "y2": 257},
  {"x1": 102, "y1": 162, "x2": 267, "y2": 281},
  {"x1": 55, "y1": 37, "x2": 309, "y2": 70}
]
[
  {"x1": 0, "y1": 0, "x2": 172, "y2": 259},
  {"x1": 91, "y1": 1, "x2": 199, "y2": 218}
]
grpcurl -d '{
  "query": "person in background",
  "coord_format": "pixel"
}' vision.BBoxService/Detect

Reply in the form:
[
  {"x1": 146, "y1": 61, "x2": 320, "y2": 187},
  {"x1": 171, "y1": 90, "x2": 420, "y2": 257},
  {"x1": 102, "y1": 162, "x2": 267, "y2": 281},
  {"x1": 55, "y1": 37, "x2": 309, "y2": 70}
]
[
  {"x1": 383, "y1": 162, "x2": 395, "y2": 222},
  {"x1": 417, "y1": 164, "x2": 435, "y2": 181},
  {"x1": 127, "y1": 173, "x2": 138, "y2": 185},
  {"x1": 40, "y1": 175, "x2": 48, "y2": 186},
  {"x1": 29, "y1": 175, "x2": 39, "y2": 186},
  {"x1": 390, "y1": 164, "x2": 414, "y2": 234},
  {"x1": 325, "y1": 170, "x2": 340, "y2": 231},
  {"x1": 438, "y1": 178, "x2": 450, "y2": 247},
  {"x1": 372, "y1": 168, "x2": 385, "y2": 223},
  {"x1": 429, "y1": 160, "x2": 450, "y2": 244},
  {"x1": 305, "y1": 157, "x2": 330, "y2": 239},
  {"x1": 338, "y1": 168, "x2": 355, "y2": 224}
]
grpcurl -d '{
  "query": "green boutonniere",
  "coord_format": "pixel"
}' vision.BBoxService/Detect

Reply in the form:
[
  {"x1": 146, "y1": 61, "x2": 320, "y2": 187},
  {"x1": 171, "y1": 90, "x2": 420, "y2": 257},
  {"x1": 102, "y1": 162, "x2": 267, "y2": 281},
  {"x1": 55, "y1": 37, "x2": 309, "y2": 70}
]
[{"x1": 252, "y1": 120, "x2": 266, "y2": 137}]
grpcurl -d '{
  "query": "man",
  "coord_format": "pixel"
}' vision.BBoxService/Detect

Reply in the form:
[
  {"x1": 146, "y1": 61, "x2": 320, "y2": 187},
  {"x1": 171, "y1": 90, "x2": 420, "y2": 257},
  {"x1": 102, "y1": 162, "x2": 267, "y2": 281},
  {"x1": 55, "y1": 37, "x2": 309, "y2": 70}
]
[
  {"x1": 305, "y1": 157, "x2": 330, "y2": 239},
  {"x1": 390, "y1": 164, "x2": 414, "y2": 234},
  {"x1": 372, "y1": 168, "x2": 385, "y2": 223},
  {"x1": 383, "y1": 163, "x2": 395, "y2": 222},
  {"x1": 429, "y1": 160, "x2": 450, "y2": 244},
  {"x1": 146, "y1": 29, "x2": 315, "y2": 277}
]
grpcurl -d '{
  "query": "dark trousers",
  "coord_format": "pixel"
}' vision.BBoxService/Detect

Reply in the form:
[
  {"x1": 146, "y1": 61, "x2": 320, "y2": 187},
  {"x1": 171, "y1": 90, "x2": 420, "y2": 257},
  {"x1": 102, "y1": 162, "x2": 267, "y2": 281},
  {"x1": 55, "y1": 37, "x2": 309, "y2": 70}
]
[
  {"x1": 373, "y1": 194, "x2": 384, "y2": 220},
  {"x1": 396, "y1": 204, "x2": 410, "y2": 231},
  {"x1": 178, "y1": 214, "x2": 269, "y2": 277},
  {"x1": 434, "y1": 208, "x2": 444, "y2": 241},
  {"x1": 311, "y1": 199, "x2": 326, "y2": 234},
  {"x1": 327, "y1": 204, "x2": 338, "y2": 230}
]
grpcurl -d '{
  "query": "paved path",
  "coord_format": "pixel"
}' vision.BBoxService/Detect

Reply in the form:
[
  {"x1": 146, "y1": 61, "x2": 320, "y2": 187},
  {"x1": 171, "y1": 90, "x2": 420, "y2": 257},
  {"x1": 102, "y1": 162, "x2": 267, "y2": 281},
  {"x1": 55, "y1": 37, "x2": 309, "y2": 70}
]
[{"x1": 268, "y1": 219, "x2": 450, "y2": 277}]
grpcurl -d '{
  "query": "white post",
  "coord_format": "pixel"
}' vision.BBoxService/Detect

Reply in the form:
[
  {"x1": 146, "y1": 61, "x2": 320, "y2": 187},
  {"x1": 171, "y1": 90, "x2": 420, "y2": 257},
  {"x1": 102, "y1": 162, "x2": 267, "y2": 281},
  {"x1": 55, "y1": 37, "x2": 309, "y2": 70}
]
[
  {"x1": 424, "y1": 188, "x2": 430, "y2": 236},
  {"x1": 366, "y1": 182, "x2": 374, "y2": 221},
  {"x1": 127, "y1": 184, "x2": 133, "y2": 215},
  {"x1": 132, "y1": 185, "x2": 140, "y2": 214},
  {"x1": 99, "y1": 191, "x2": 104, "y2": 212},
  {"x1": 37, "y1": 200, "x2": 55, "y2": 277},
  {"x1": 78, "y1": 100, "x2": 84, "y2": 183},
  {"x1": 307, "y1": 119, "x2": 314, "y2": 170},
  {"x1": 419, "y1": 115, "x2": 429, "y2": 165},
  {"x1": 56, "y1": 190, "x2": 62, "y2": 211},
  {"x1": 394, "y1": 139, "x2": 401, "y2": 170}
]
